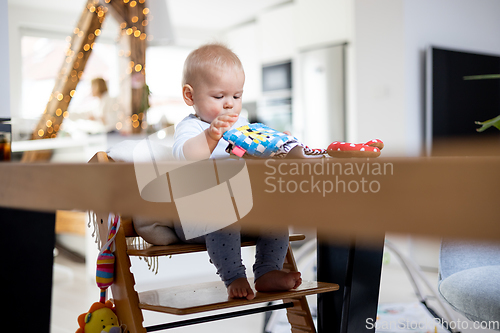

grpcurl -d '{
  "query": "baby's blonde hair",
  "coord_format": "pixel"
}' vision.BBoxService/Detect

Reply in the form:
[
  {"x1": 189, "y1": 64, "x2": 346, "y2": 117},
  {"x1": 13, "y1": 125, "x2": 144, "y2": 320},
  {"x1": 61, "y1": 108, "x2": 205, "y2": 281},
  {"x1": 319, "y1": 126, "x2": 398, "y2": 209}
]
[{"x1": 182, "y1": 43, "x2": 244, "y2": 87}]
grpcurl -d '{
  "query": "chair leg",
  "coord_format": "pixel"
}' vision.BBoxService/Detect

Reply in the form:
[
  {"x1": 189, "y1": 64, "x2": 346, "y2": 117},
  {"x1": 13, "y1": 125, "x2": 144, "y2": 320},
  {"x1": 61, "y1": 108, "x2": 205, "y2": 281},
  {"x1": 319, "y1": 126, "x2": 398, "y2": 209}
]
[
  {"x1": 283, "y1": 243, "x2": 317, "y2": 333},
  {"x1": 111, "y1": 226, "x2": 147, "y2": 333}
]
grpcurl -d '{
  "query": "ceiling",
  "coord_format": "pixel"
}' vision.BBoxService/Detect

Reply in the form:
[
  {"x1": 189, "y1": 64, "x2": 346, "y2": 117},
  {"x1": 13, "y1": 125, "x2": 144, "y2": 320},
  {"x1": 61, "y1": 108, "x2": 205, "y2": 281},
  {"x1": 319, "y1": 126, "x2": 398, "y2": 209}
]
[{"x1": 9, "y1": 0, "x2": 291, "y2": 35}]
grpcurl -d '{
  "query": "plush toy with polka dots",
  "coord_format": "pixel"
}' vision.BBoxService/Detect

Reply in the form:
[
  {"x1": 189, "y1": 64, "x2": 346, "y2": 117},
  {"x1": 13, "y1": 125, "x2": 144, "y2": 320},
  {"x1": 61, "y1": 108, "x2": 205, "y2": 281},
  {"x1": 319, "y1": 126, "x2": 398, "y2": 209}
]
[{"x1": 327, "y1": 139, "x2": 384, "y2": 158}]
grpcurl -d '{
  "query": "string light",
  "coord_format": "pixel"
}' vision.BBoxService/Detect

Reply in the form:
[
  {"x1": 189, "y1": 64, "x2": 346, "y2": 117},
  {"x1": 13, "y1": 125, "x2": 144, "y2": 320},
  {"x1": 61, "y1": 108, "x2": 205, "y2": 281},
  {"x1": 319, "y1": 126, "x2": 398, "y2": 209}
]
[{"x1": 36, "y1": 0, "x2": 149, "y2": 140}]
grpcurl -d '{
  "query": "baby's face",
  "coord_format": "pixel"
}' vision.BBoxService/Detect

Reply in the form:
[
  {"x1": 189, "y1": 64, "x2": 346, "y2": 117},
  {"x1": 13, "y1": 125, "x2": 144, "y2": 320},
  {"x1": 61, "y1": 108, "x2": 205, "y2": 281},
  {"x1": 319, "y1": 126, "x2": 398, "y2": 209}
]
[{"x1": 191, "y1": 66, "x2": 244, "y2": 123}]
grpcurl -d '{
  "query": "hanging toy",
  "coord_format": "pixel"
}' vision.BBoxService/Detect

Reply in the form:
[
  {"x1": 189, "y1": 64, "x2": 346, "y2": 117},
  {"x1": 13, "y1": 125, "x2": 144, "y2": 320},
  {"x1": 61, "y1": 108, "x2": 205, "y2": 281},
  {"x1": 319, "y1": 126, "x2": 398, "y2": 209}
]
[
  {"x1": 96, "y1": 215, "x2": 120, "y2": 303},
  {"x1": 76, "y1": 301, "x2": 120, "y2": 333},
  {"x1": 76, "y1": 215, "x2": 122, "y2": 333},
  {"x1": 223, "y1": 123, "x2": 384, "y2": 159}
]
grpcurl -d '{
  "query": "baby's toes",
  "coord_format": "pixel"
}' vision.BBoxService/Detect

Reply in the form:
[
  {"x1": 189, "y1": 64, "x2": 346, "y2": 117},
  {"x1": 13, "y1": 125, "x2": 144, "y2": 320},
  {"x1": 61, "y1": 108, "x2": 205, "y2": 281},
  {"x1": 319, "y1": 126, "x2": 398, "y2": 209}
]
[
  {"x1": 246, "y1": 289, "x2": 255, "y2": 300},
  {"x1": 293, "y1": 278, "x2": 302, "y2": 289}
]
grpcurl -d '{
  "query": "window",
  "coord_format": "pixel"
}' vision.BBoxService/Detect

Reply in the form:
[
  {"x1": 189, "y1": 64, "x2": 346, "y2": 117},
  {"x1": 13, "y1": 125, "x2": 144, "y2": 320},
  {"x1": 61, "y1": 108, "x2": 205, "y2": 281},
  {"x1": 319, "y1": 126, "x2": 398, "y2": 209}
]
[{"x1": 21, "y1": 35, "x2": 118, "y2": 120}]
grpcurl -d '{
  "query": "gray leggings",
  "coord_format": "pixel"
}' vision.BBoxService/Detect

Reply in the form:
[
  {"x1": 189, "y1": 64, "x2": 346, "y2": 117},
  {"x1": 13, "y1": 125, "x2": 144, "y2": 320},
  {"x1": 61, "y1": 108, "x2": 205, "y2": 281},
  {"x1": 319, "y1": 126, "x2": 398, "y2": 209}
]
[{"x1": 174, "y1": 222, "x2": 289, "y2": 287}]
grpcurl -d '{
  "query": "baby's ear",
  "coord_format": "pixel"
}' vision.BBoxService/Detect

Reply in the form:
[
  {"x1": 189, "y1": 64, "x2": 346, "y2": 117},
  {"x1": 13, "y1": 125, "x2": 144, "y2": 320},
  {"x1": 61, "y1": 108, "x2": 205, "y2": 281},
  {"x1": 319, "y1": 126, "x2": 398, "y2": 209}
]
[{"x1": 182, "y1": 84, "x2": 194, "y2": 106}]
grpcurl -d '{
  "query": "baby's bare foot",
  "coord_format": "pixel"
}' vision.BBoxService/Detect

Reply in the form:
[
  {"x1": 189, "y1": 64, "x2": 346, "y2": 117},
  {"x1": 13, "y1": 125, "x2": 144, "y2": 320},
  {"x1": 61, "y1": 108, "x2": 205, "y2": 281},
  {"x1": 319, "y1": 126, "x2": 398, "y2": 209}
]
[
  {"x1": 255, "y1": 270, "x2": 302, "y2": 292},
  {"x1": 227, "y1": 278, "x2": 255, "y2": 300}
]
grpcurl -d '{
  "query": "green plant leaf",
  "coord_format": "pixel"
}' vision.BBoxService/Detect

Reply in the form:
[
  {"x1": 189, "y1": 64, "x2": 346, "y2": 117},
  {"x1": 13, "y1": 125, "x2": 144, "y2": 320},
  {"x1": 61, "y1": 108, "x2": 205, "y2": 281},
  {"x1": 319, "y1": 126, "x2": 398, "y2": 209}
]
[
  {"x1": 463, "y1": 74, "x2": 500, "y2": 80},
  {"x1": 475, "y1": 114, "x2": 500, "y2": 132}
]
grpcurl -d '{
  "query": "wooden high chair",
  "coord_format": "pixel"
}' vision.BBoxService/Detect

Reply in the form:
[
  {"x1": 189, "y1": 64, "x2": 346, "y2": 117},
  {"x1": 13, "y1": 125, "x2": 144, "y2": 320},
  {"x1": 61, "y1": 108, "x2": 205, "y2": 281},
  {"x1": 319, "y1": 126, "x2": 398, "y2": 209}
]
[{"x1": 89, "y1": 151, "x2": 339, "y2": 333}]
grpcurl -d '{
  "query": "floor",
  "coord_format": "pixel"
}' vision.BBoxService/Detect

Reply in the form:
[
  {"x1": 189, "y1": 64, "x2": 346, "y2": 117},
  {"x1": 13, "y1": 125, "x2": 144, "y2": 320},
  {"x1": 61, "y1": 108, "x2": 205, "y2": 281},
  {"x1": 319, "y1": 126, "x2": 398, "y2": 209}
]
[{"x1": 51, "y1": 244, "x2": 497, "y2": 333}]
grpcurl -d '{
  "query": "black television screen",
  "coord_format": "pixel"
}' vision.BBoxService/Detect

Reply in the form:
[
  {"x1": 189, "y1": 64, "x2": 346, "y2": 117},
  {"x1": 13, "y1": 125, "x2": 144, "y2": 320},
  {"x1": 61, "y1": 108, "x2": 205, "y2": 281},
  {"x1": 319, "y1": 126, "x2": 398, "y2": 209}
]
[{"x1": 428, "y1": 47, "x2": 500, "y2": 144}]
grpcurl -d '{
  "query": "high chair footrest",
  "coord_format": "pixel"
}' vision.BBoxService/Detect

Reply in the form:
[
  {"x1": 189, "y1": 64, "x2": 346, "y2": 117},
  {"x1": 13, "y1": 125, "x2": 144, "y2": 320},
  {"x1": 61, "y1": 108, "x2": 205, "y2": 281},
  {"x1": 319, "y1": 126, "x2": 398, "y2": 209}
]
[
  {"x1": 127, "y1": 234, "x2": 306, "y2": 257},
  {"x1": 137, "y1": 279, "x2": 339, "y2": 315}
]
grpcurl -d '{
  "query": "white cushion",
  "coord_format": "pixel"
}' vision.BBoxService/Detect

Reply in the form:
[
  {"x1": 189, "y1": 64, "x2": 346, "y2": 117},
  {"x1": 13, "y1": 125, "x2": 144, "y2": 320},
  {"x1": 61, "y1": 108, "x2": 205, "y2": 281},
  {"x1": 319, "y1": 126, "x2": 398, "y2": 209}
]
[
  {"x1": 106, "y1": 139, "x2": 173, "y2": 163},
  {"x1": 106, "y1": 140, "x2": 178, "y2": 245}
]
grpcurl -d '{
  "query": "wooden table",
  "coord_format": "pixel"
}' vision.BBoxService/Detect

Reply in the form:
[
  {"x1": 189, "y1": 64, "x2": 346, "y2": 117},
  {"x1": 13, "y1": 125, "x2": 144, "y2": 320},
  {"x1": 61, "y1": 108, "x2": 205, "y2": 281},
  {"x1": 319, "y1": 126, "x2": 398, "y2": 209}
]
[
  {"x1": 1, "y1": 157, "x2": 499, "y2": 333},
  {"x1": 2, "y1": 157, "x2": 499, "y2": 241}
]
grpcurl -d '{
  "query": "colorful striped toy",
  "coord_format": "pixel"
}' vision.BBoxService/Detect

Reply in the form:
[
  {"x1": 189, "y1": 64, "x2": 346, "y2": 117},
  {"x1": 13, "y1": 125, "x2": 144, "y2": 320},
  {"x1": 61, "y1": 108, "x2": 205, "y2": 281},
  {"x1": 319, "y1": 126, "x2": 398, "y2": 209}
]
[{"x1": 96, "y1": 215, "x2": 120, "y2": 303}]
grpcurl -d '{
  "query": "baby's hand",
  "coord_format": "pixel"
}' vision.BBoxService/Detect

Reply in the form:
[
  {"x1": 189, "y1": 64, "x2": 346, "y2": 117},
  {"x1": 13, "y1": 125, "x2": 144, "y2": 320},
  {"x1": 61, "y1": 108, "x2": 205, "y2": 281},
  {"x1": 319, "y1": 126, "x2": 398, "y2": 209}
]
[{"x1": 207, "y1": 113, "x2": 239, "y2": 141}]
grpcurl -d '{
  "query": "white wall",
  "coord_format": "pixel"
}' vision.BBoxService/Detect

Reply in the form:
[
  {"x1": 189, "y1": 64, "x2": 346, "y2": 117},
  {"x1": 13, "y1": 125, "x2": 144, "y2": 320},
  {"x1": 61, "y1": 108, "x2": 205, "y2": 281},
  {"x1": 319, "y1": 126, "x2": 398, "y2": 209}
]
[
  {"x1": 1, "y1": 0, "x2": 10, "y2": 119},
  {"x1": 257, "y1": 3, "x2": 295, "y2": 64},
  {"x1": 353, "y1": 0, "x2": 406, "y2": 155},
  {"x1": 225, "y1": 22, "x2": 261, "y2": 103},
  {"x1": 296, "y1": 0, "x2": 352, "y2": 49}
]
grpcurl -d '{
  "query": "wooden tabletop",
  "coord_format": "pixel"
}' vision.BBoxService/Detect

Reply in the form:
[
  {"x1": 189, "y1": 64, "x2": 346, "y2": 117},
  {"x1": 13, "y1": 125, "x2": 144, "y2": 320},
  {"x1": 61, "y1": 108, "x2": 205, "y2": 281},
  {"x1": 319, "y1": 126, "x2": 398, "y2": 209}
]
[{"x1": 1, "y1": 156, "x2": 499, "y2": 242}]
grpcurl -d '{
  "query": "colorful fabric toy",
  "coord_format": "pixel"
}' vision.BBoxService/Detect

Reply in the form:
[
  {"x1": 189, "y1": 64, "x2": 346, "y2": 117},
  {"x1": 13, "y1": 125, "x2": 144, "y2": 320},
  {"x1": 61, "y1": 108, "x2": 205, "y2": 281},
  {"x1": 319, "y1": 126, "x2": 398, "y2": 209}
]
[
  {"x1": 77, "y1": 214, "x2": 122, "y2": 333},
  {"x1": 96, "y1": 215, "x2": 120, "y2": 303},
  {"x1": 223, "y1": 123, "x2": 383, "y2": 158},
  {"x1": 223, "y1": 123, "x2": 326, "y2": 158},
  {"x1": 76, "y1": 301, "x2": 120, "y2": 333}
]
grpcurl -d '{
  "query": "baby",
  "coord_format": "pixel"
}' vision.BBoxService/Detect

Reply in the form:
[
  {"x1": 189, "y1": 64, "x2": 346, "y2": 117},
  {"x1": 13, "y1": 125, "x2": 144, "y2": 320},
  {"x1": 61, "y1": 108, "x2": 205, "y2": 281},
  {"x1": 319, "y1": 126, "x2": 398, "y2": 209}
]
[{"x1": 172, "y1": 43, "x2": 302, "y2": 299}]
